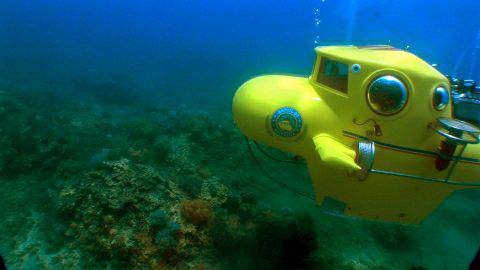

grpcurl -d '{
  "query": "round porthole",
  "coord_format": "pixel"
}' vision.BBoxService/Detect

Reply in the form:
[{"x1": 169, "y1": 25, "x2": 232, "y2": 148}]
[
  {"x1": 351, "y1": 64, "x2": 361, "y2": 74},
  {"x1": 367, "y1": 75, "x2": 409, "y2": 115},
  {"x1": 433, "y1": 86, "x2": 449, "y2": 111}
]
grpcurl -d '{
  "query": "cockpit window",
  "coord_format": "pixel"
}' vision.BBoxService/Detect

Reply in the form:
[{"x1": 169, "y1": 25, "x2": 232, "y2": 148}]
[{"x1": 316, "y1": 57, "x2": 349, "y2": 93}]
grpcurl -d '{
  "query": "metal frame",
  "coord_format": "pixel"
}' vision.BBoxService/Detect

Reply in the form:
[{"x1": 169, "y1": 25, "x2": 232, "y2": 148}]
[{"x1": 344, "y1": 130, "x2": 480, "y2": 187}]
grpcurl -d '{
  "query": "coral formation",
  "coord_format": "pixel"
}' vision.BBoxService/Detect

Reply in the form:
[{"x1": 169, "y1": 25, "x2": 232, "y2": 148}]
[
  {"x1": 181, "y1": 199, "x2": 214, "y2": 227},
  {"x1": 0, "y1": 86, "x2": 475, "y2": 270}
]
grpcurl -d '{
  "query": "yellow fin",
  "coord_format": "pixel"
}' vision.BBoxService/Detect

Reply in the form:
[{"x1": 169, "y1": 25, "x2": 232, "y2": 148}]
[{"x1": 313, "y1": 134, "x2": 361, "y2": 171}]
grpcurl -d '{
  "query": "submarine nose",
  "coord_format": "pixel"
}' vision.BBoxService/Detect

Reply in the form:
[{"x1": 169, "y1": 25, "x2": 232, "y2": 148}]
[
  {"x1": 232, "y1": 76, "x2": 273, "y2": 140},
  {"x1": 233, "y1": 75, "x2": 314, "y2": 145}
]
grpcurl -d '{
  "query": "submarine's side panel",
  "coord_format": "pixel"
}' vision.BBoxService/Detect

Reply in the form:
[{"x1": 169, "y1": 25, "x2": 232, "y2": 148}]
[{"x1": 305, "y1": 140, "x2": 460, "y2": 224}]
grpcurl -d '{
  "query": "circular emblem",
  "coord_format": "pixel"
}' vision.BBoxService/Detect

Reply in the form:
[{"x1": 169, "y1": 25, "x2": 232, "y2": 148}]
[
  {"x1": 271, "y1": 107, "x2": 303, "y2": 138},
  {"x1": 351, "y1": 64, "x2": 361, "y2": 74}
]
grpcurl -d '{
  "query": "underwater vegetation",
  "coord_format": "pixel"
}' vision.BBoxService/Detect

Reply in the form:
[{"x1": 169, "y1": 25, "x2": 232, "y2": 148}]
[
  {"x1": 0, "y1": 84, "x2": 479, "y2": 270},
  {"x1": 71, "y1": 74, "x2": 145, "y2": 105}
]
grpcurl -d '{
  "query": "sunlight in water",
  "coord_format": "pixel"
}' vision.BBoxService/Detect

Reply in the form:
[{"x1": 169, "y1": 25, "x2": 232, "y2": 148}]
[
  {"x1": 468, "y1": 28, "x2": 480, "y2": 78},
  {"x1": 346, "y1": 0, "x2": 358, "y2": 42}
]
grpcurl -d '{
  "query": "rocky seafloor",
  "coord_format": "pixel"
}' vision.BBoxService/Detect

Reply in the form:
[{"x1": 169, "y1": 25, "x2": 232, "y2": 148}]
[{"x1": 0, "y1": 83, "x2": 479, "y2": 270}]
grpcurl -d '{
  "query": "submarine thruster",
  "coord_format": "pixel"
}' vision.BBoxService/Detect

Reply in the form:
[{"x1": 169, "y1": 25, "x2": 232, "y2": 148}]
[{"x1": 232, "y1": 45, "x2": 480, "y2": 224}]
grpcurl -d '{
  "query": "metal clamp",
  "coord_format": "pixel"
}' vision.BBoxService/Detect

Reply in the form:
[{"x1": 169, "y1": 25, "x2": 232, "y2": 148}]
[{"x1": 355, "y1": 141, "x2": 375, "y2": 181}]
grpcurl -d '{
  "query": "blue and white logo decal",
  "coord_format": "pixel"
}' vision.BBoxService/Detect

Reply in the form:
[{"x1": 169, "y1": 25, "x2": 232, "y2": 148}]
[{"x1": 271, "y1": 107, "x2": 303, "y2": 138}]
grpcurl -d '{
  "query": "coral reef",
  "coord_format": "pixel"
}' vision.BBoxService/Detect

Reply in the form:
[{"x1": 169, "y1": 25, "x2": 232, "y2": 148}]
[
  {"x1": 0, "y1": 86, "x2": 474, "y2": 270},
  {"x1": 181, "y1": 199, "x2": 214, "y2": 227},
  {"x1": 57, "y1": 159, "x2": 165, "y2": 266}
]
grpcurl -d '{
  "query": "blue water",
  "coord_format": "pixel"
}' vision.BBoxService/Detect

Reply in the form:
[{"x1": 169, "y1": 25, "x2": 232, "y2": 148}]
[
  {"x1": 0, "y1": 0, "x2": 479, "y2": 108},
  {"x1": 0, "y1": 1, "x2": 480, "y2": 269}
]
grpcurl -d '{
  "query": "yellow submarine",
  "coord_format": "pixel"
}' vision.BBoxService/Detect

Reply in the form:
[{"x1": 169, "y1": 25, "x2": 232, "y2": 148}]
[{"x1": 232, "y1": 45, "x2": 480, "y2": 224}]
